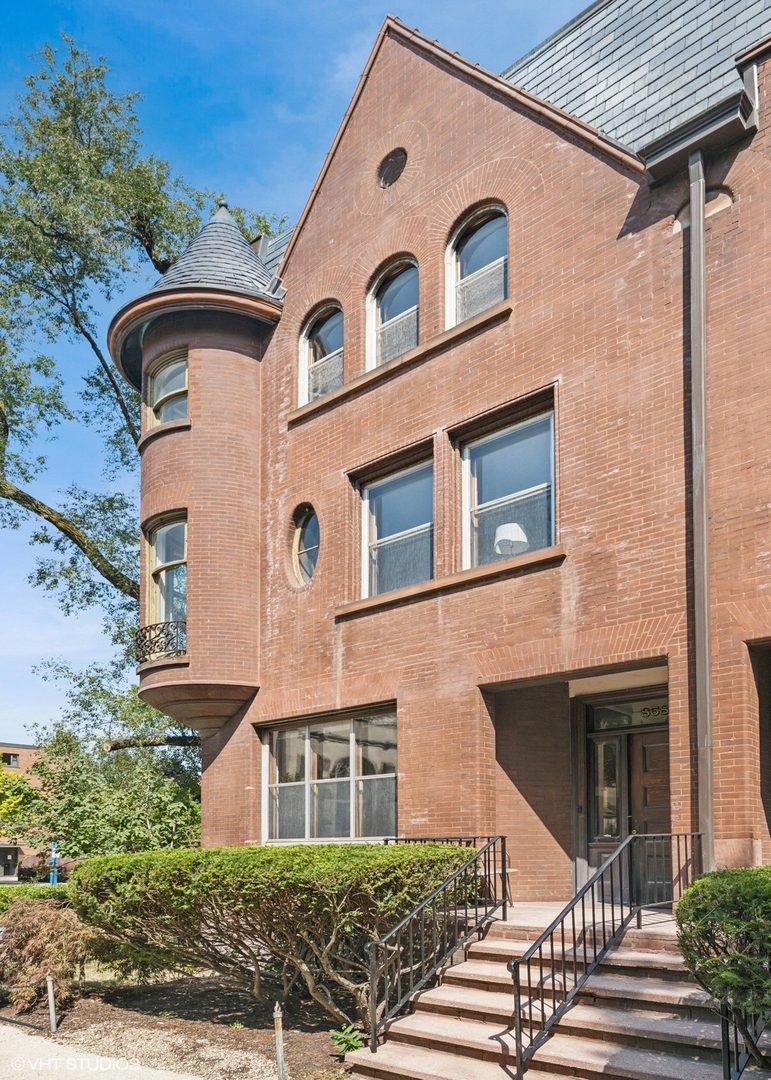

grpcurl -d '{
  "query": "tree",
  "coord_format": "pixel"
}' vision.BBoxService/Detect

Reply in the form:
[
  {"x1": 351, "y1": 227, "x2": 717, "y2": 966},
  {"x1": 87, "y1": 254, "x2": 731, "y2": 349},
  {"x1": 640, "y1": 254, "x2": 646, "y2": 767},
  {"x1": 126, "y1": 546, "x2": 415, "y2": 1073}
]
[{"x1": 0, "y1": 37, "x2": 282, "y2": 658}]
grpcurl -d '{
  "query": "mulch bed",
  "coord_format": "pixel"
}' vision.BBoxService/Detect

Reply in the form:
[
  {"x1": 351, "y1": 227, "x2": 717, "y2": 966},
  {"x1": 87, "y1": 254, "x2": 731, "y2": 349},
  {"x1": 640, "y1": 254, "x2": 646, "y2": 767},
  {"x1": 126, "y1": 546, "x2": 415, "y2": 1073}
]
[{"x1": 0, "y1": 977, "x2": 350, "y2": 1079}]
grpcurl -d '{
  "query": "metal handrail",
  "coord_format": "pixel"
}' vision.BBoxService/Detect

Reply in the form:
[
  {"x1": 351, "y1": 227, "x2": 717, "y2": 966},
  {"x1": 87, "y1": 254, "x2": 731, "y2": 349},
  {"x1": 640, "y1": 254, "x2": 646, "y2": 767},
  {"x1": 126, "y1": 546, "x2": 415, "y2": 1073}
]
[
  {"x1": 367, "y1": 835, "x2": 507, "y2": 1052},
  {"x1": 509, "y1": 832, "x2": 702, "y2": 1079},
  {"x1": 721, "y1": 1003, "x2": 771, "y2": 1078}
]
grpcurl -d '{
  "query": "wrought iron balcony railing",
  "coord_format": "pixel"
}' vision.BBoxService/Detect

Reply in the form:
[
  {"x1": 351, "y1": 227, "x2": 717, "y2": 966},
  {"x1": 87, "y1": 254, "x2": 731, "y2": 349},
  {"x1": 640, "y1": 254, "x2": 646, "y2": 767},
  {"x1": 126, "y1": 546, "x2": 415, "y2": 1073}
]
[{"x1": 135, "y1": 620, "x2": 187, "y2": 664}]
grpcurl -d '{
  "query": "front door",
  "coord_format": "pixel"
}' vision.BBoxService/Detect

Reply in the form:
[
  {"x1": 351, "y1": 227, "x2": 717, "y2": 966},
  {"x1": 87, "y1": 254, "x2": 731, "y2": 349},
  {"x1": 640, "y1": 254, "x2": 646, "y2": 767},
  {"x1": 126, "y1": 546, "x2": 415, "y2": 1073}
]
[{"x1": 585, "y1": 693, "x2": 671, "y2": 873}]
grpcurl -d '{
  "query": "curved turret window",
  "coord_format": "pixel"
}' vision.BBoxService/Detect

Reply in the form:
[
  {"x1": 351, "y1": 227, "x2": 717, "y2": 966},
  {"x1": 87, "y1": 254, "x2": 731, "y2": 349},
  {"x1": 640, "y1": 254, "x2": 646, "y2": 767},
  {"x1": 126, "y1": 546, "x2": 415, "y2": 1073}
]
[
  {"x1": 148, "y1": 352, "x2": 188, "y2": 426},
  {"x1": 303, "y1": 308, "x2": 343, "y2": 404},
  {"x1": 449, "y1": 210, "x2": 508, "y2": 326}
]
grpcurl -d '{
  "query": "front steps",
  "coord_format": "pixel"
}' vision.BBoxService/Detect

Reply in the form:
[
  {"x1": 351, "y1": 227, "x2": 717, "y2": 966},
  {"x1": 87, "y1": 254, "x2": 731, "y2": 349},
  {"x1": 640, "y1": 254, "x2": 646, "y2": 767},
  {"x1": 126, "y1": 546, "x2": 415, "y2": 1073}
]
[{"x1": 348, "y1": 910, "x2": 771, "y2": 1080}]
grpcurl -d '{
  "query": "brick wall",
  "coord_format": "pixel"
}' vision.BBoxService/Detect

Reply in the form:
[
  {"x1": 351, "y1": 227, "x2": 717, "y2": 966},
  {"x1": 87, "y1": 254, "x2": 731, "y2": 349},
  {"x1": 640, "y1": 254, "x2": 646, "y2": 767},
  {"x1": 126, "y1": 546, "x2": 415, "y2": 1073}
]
[{"x1": 136, "y1": 31, "x2": 771, "y2": 880}]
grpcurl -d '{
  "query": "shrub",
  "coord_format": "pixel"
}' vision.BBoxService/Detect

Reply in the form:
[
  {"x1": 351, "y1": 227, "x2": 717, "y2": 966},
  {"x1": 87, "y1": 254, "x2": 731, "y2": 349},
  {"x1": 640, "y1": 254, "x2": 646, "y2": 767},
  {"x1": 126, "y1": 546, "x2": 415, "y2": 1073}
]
[
  {"x1": 0, "y1": 884, "x2": 69, "y2": 918},
  {"x1": 676, "y1": 867, "x2": 771, "y2": 1069},
  {"x1": 70, "y1": 843, "x2": 470, "y2": 1026},
  {"x1": 0, "y1": 897, "x2": 97, "y2": 1010}
]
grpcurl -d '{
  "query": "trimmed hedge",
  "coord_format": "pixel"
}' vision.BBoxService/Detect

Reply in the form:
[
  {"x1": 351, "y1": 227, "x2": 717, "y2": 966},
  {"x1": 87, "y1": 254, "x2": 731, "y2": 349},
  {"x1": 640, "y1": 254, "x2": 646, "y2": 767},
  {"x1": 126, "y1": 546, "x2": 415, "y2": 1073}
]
[
  {"x1": 70, "y1": 843, "x2": 470, "y2": 1027},
  {"x1": 677, "y1": 867, "x2": 771, "y2": 1068},
  {"x1": 0, "y1": 884, "x2": 69, "y2": 918},
  {"x1": 677, "y1": 867, "x2": 771, "y2": 1012}
]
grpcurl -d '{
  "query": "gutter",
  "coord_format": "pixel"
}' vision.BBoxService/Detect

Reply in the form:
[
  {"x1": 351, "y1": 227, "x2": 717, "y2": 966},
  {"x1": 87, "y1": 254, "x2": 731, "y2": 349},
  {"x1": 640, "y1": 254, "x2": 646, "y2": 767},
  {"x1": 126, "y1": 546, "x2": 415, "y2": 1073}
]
[{"x1": 638, "y1": 47, "x2": 764, "y2": 871}]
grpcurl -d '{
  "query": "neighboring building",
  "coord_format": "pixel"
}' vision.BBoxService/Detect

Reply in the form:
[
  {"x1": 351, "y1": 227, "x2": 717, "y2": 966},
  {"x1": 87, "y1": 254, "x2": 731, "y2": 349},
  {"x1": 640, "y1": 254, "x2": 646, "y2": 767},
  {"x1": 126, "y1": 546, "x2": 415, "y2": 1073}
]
[
  {"x1": 109, "y1": 0, "x2": 771, "y2": 900},
  {"x1": 0, "y1": 742, "x2": 37, "y2": 881}
]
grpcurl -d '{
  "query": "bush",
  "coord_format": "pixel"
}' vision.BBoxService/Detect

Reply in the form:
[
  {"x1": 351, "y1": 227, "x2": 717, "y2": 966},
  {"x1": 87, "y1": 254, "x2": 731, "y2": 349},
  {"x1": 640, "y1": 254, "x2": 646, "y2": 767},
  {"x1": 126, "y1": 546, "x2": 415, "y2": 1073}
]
[
  {"x1": 0, "y1": 897, "x2": 97, "y2": 1010},
  {"x1": 0, "y1": 884, "x2": 69, "y2": 918},
  {"x1": 676, "y1": 867, "x2": 771, "y2": 1068},
  {"x1": 70, "y1": 843, "x2": 470, "y2": 1026}
]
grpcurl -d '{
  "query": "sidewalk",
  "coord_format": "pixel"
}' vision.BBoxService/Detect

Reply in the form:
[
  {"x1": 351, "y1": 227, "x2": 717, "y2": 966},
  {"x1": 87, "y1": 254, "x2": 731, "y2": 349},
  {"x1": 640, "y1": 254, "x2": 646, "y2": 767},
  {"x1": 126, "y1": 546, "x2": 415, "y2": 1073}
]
[{"x1": 0, "y1": 1025, "x2": 204, "y2": 1079}]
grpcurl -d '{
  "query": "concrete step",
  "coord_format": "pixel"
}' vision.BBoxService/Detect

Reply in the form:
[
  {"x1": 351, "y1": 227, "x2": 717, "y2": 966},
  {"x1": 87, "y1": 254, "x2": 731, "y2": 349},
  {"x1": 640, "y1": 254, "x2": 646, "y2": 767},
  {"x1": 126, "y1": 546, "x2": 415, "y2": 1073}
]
[
  {"x1": 530, "y1": 1032, "x2": 744, "y2": 1079},
  {"x1": 580, "y1": 972, "x2": 714, "y2": 1017},
  {"x1": 556, "y1": 1002, "x2": 724, "y2": 1059},
  {"x1": 467, "y1": 936, "x2": 689, "y2": 979},
  {"x1": 412, "y1": 983, "x2": 517, "y2": 1025},
  {"x1": 347, "y1": 1041, "x2": 591, "y2": 1080}
]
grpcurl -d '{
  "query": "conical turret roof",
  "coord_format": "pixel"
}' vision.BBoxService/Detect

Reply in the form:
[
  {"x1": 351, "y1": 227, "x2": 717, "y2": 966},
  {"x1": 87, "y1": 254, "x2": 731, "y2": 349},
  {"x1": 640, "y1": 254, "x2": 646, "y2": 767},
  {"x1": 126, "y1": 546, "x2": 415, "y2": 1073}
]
[{"x1": 150, "y1": 204, "x2": 276, "y2": 298}]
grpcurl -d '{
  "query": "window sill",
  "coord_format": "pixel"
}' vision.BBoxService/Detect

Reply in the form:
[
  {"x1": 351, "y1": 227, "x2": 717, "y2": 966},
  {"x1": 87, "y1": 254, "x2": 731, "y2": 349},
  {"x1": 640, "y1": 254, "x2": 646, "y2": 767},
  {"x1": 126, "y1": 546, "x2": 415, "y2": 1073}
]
[
  {"x1": 288, "y1": 299, "x2": 512, "y2": 426},
  {"x1": 137, "y1": 418, "x2": 191, "y2": 450},
  {"x1": 335, "y1": 543, "x2": 566, "y2": 620},
  {"x1": 136, "y1": 654, "x2": 190, "y2": 675}
]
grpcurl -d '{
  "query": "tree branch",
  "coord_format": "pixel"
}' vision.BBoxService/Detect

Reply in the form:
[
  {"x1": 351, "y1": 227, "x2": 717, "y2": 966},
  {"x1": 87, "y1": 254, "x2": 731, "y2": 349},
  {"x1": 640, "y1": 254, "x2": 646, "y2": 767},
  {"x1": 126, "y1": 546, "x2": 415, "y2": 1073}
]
[
  {"x1": 0, "y1": 402, "x2": 138, "y2": 599},
  {"x1": 103, "y1": 736, "x2": 201, "y2": 752},
  {"x1": 71, "y1": 312, "x2": 140, "y2": 446}
]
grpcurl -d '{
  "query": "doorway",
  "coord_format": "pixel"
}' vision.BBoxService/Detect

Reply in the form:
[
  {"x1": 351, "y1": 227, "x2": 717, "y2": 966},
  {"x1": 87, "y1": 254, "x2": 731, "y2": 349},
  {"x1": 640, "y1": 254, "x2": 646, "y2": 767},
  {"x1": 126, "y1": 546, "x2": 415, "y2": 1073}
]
[{"x1": 578, "y1": 690, "x2": 671, "y2": 874}]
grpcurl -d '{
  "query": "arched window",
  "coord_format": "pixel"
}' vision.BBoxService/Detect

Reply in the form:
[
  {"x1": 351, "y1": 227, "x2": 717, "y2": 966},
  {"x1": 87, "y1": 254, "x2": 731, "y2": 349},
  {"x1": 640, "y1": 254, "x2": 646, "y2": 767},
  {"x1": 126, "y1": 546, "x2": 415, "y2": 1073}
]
[
  {"x1": 302, "y1": 308, "x2": 343, "y2": 404},
  {"x1": 147, "y1": 351, "x2": 187, "y2": 427},
  {"x1": 448, "y1": 210, "x2": 508, "y2": 326},
  {"x1": 372, "y1": 264, "x2": 418, "y2": 367}
]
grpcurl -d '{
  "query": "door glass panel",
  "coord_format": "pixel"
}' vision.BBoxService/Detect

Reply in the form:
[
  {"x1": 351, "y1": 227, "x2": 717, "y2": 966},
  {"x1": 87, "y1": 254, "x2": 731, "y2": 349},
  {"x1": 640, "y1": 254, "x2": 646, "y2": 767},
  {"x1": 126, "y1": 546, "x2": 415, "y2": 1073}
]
[
  {"x1": 591, "y1": 698, "x2": 668, "y2": 731},
  {"x1": 591, "y1": 738, "x2": 620, "y2": 841}
]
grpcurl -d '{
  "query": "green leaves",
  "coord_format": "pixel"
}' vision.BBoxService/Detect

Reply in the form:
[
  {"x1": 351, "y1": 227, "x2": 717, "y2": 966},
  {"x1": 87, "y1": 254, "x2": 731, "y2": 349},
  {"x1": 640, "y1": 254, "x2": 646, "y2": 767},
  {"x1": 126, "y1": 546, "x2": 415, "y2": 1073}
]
[{"x1": 69, "y1": 844, "x2": 470, "y2": 1026}]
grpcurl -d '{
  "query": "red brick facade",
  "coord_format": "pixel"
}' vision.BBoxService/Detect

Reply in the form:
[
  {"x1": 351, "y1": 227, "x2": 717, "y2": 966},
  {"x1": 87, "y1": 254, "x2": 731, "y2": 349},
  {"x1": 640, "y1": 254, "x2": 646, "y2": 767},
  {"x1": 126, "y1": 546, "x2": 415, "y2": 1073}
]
[
  {"x1": 111, "y1": 22, "x2": 771, "y2": 899},
  {"x1": 1, "y1": 743, "x2": 38, "y2": 880}
]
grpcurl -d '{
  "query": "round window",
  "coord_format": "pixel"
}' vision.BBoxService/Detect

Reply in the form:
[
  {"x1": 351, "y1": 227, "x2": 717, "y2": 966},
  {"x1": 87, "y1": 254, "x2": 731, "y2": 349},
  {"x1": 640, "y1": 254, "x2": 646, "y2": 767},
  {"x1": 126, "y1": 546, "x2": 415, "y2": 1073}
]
[
  {"x1": 293, "y1": 508, "x2": 320, "y2": 585},
  {"x1": 377, "y1": 148, "x2": 407, "y2": 188}
]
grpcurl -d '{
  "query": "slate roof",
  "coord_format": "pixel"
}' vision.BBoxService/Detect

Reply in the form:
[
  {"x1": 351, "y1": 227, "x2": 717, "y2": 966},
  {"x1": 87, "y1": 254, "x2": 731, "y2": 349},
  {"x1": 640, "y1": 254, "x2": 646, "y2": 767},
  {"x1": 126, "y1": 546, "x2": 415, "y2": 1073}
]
[
  {"x1": 503, "y1": 0, "x2": 771, "y2": 153},
  {"x1": 264, "y1": 227, "x2": 293, "y2": 277},
  {"x1": 151, "y1": 204, "x2": 277, "y2": 298}
]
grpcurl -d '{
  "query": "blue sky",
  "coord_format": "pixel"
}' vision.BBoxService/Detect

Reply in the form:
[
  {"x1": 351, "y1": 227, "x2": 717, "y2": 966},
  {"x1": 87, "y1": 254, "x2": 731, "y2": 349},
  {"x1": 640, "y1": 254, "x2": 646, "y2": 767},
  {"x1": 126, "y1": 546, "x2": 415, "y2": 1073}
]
[{"x1": 0, "y1": 0, "x2": 588, "y2": 743}]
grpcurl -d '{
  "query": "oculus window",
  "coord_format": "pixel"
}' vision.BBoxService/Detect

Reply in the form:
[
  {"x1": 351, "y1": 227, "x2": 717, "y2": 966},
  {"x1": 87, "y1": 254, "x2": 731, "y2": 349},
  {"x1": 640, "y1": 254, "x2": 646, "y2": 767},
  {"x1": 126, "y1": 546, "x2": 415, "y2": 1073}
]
[
  {"x1": 267, "y1": 714, "x2": 397, "y2": 840},
  {"x1": 304, "y1": 309, "x2": 343, "y2": 404},
  {"x1": 374, "y1": 264, "x2": 418, "y2": 366},
  {"x1": 148, "y1": 353, "x2": 188, "y2": 426},
  {"x1": 292, "y1": 507, "x2": 320, "y2": 585},
  {"x1": 363, "y1": 463, "x2": 433, "y2": 596},
  {"x1": 452, "y1": 212, "x2": 508, "y2": 325},
  {"x1": 463, "y1": 413, "x2": 553, "y2": 568}
]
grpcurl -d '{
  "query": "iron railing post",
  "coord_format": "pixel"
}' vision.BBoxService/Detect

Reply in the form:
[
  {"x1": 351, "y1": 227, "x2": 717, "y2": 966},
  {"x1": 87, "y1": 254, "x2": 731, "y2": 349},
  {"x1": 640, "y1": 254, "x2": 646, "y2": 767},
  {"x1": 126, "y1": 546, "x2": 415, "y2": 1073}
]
[
  {"x1": 368, "y1": 942, "x2": 378, "y2": 1054},
  {"x1": 501, "y1": 835, "x2": 508, "y2": 920},
  {"x1": 513, "y1": 964, "x2": 523, "y2": 1080}
]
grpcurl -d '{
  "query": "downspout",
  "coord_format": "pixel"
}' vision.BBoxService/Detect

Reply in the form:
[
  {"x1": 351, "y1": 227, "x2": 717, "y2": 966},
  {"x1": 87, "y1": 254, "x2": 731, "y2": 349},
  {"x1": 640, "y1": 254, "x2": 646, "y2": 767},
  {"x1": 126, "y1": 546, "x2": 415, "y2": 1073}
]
[{"x1": 688, "y1": 150, "x2": 715, "y2": 872}]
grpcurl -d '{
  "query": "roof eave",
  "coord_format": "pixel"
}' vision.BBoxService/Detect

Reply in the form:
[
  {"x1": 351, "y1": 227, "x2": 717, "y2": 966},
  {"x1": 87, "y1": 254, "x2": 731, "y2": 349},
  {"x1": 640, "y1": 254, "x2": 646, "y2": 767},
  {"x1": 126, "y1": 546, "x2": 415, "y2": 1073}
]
[
  {"x1": 109, "y1": 287, "x2": 283, "y2": 390},
  {"x1": 641, "y1": 87, "x2": 757, "y2": 183}
]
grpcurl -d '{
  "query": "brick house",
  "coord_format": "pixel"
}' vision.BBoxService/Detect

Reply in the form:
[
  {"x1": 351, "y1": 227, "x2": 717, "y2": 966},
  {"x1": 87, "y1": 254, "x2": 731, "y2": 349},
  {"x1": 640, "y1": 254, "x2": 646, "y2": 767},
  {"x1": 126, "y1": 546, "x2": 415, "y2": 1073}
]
[
  {"x1": 109, "y1": 0, "x2": 771, "y2": 902},
  {"x1": 0, "y1": 742, "x2": 38, "y2": 880}
]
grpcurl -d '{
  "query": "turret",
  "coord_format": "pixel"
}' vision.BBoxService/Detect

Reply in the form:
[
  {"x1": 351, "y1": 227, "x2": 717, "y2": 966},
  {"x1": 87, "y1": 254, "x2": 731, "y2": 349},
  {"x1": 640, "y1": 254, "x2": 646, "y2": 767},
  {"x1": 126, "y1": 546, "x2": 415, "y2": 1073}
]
[{"x1": 108, "y1": 205, "x2": 283, "y2": 733}]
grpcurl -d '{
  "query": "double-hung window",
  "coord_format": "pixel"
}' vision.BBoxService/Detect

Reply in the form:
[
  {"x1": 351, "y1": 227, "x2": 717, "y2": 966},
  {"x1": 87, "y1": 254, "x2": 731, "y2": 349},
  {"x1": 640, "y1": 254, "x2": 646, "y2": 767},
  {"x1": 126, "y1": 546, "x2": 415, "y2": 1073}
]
[
  {"x1": 463, "y1": 413, "x2": 554, "y2": 568},
  {"x1": 452, "y1": 212, "x2": 508, "y2": 325},
  {"x1": 375, "y1": 264, "x2": 418, "y2": 366},
  {"x1": 305, "y1": 309, "x2": 344, "y2": 403},
  {"x1": 148, "y1": 353, "x2": 188, "y2": 426},
  {"x1": 267, "y1": 714, "x2": 397, "y2": 841},
  {"x1": 363, "y1": 463, "x2": 433, "y2": 596},
  {"x1": 149, "y1": 520, "x2": 187, "y2": 627}
]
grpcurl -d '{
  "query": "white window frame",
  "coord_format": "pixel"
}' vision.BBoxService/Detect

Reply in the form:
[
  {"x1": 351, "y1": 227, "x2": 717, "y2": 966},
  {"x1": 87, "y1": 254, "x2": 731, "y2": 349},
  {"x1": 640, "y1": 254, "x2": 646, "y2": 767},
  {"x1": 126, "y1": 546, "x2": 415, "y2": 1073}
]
[
  {"x1": 365, "y1": 261, "x2": 418, "y2": 372},
  {"x1": 462, "y1": 412, "x2": 555, "y2": 570},
  {"x1": 298, "y1": 306, "x2": 344, "y2": 407},
  {"x1": 146, "y1": 351, "x2": 188, "y2": 428},
  {"x1": 361, "y1": 460, "x2": 434, "y2": 599},
  {"x1": 445, "y1": 206, "x2": 508, "y2": 330},
  {"x1": 147, "y1": 517, "x2": 187, "y2": 625},
  {"x1": 261, "y1": 715, "x2": 397, "y2": 844}
]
